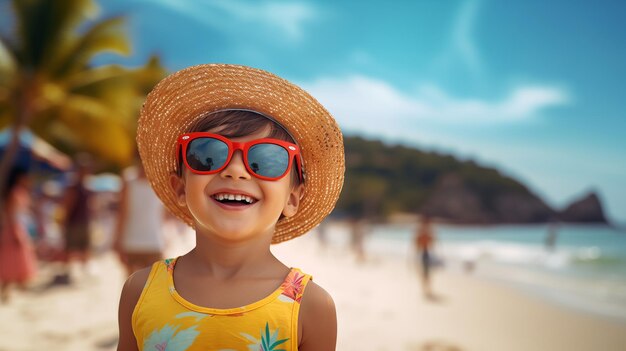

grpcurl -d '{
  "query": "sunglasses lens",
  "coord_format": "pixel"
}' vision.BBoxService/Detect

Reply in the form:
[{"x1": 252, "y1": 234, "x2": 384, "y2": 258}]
[
  {"x1": 186, "y1": 137, "x2": 229, "y2": 172},
  {"x1": 247, "y1": 143, "x2": 289, "y2": 179}
]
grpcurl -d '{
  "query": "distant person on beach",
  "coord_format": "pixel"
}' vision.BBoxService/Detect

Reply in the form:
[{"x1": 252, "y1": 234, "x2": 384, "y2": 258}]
[
  {"x1": 415, "y1": 215, "x2": 435, "y2": 297},
  {"x1": 117, "y1": 64, "x2": 343, "y2": 350},
  {"x1": 0, "y1": 168, "x2": 37, "y2": 303},
  {"x1": 317, "y1": 219, "x2": 328, "y2": 250},
  {"x1": 113, "y1": 159, "x2": 166, "y2": 276},
  {"x1": 545, "y1": 222, "x2": 559, "y2": 252},
  {"x1": 350, "y1": 218, "x2": 367, "y2": 263},
  {"x1": 33, "y1": 181, "x2": 65, "y2": 262},
  {"x1": 60, "y1": 154, "x2": 93, "y2": 282}
]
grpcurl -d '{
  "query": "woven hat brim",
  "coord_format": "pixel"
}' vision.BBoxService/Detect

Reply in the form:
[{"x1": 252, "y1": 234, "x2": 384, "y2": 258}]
[{"x1": 137, "y1": 64, "x2": 345, "y2": 244}]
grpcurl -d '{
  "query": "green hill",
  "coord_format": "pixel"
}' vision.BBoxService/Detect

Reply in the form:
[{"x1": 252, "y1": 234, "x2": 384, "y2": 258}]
[{"x1": 336, "y1": 136, "x2": 564, "y2": 224}]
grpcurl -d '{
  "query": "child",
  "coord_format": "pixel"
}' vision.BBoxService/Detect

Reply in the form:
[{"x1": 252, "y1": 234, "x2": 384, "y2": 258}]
[{"x1": 117, "y1": 64, "x2": 345, "y2": 351}]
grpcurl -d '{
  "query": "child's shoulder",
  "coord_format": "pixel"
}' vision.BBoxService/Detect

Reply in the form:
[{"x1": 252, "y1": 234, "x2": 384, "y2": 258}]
[
  {"x1": 117, "y1": 264, "x2": 158, "y2": 350},
  {"x1": 119, "y1": 264, "x2": 154, "y2": 308},
  {"x1": 298, "y1": 279, "x2": 337, "y2": 349}
]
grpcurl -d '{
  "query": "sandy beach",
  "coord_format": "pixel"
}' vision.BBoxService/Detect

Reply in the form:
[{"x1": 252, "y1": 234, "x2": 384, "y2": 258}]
[{"x1": 1, "y1": 223, "x2": 625, "y2": 351}]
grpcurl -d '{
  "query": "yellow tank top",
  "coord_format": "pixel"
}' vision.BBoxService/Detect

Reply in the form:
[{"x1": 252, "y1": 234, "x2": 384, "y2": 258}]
[{"x1": 132, "y1": 257, "x2": 313, "y2": 351}]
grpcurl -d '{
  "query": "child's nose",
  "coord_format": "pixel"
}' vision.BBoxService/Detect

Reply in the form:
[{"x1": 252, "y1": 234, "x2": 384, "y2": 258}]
[{"x1": 220, "y1": 150, "x2": 251, "y2": 180}]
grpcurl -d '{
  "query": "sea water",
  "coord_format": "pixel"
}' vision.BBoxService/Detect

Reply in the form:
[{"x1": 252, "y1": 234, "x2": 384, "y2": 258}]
[{"x1": 364, "y1": 223, "x2": 626, "y2": 322}]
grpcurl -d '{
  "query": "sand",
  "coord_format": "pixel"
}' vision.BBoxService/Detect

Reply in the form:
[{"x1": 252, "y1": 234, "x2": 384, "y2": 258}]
[{"x1": 1, "y1": 223, "x2": 625, "y2": 351}]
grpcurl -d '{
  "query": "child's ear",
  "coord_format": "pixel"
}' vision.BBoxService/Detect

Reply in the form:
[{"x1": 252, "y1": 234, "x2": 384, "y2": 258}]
[
  {"x1": 169, "y1": 173, "x2": 187, "y2": 207},
  {"x1": 282, "y1": 184, "x2": 305, "y2": 218}
]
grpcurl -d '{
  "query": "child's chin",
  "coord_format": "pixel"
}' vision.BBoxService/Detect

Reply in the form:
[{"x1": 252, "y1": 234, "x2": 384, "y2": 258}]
[
  {"x1": 208, "y1": 225, "x2": 264, "y2": 242},
  {"x1": 195, "y1": 219, "x2": 275, "y2": 242},
  {"x1": 217, "y1": 229, "x2": 254, "y2": 241}
]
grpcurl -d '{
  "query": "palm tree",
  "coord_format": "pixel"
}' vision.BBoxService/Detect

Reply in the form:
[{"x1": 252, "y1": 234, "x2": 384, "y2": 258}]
[{"x1": 0, "y1": 0, "x2": 165, "y2": 211}]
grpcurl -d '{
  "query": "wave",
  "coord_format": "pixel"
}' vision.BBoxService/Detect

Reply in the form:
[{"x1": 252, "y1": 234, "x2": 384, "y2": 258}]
[
  {"x1": 436, "y1": 241, "x2": 626, "y2": 273},
  {"x1": 571, "y1": 253, "x2": 626, "y2": 270}
]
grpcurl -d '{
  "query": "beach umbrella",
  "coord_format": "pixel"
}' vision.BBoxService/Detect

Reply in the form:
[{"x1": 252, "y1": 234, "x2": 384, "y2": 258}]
[{"x1": 0, "y1": 128, "x2": 72, "y2": 173}]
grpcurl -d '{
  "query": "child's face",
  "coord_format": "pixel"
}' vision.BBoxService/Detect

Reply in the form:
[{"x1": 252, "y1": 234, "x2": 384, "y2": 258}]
[{"x1": 170, "y1": 126, "x2": 304, "y2": 243}]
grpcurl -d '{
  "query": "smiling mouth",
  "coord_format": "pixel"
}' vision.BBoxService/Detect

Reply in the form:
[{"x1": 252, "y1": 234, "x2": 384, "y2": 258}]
[{"x1": 211, "y1": 193, "x2": 258, "y2": 206}]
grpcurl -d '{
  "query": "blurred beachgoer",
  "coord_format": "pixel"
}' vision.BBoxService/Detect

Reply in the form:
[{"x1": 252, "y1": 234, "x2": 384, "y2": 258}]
[
  {"x1": 545, "y1": 222, "x2": 559, "y2": 252},
  {"x1": 60, "y1": 154, "x2": 93, "y2": 281},
  {"x1": 317, "y1": 219, "x2": 328, "y2": 250},
  {"x1": 350, "y1": 218, "x2": 367, "y2": 263},
  {"x1": 32, "y1": 183, "x2": 68, "y2": 289},
  {"x1": 113, "y1": 161, "x2": 166, "y2": 276},
  {"x1": 415, "y1": 215, "x2": 435, "y2": 297},
  {"x1": 463, "y1": 259, "x2": 476, "y2": 274},
  {"x1": 33, "y1": 182, "x2": 65, "y2": 262},
  {"x1": 0, "y1": 168, "x2": 37, "y2": 303}
]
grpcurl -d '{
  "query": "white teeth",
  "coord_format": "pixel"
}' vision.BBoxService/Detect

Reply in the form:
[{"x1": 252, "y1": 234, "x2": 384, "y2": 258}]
[{"x1": 212, "y1": 193, "x2": 255, "y2": 204}]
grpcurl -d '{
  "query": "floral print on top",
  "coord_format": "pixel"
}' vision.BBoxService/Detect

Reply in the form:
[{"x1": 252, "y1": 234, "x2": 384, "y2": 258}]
[
  {"x1": 280, "y1": 271, "x2": 306, "y2": 303},
  {"x1": 132, "y1": 258, "x2": 312, "y2": 351}
]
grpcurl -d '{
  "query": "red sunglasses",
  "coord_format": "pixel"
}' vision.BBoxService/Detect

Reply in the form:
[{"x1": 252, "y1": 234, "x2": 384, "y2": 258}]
[{"x1": 176, "y1": 132, "x2": 303, "y2": 182}]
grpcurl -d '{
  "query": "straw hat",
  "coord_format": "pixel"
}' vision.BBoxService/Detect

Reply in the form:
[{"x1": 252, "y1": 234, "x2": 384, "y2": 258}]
[{"x1": 137, "y1": 64, "x2": 345, "y2": 244}]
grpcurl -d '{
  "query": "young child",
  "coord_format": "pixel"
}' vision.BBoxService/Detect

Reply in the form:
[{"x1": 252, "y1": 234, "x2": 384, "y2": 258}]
[{"x1": 117, "y1": 64, "x2": 345, "y2": 351}]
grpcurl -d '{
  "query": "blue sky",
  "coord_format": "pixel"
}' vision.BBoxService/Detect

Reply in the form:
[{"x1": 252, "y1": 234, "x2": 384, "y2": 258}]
[{"x1": 95, "y1": 0, "x2": 626, "y2": 222}]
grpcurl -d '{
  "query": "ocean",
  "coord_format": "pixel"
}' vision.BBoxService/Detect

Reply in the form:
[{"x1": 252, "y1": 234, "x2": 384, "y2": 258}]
[{"x1": 360, "y1": 223, "x2": 626, "y2": 322}]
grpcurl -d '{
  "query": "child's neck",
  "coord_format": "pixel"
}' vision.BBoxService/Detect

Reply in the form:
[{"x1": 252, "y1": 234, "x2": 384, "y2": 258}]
[{"x1": 184, "y1": 231, "x2": 284, "y2": 280}]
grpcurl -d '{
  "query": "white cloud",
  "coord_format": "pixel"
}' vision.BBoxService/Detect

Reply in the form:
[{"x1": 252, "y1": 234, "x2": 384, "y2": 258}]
[
  {"x1": 144, "y1": 0, "x2": 316, "y2": 41},
  {"x1": 500, "y1": 87, "x2": 569, "y2": 117},
  {"x1": 303, "y1": 76, "x2": 424, "y2": 122},
  {"x1": 452, "y1": 0, "x2": 483, "y2": 75},
  {"x1": 417, "y1": 84, "x2": 569, "y2": 122},
  {"x1": 301, "y1": 75, "x2": 569, "y2": 132},
  {"x1": 432, "y1": 0, "x2": 484, "y2": 79}
]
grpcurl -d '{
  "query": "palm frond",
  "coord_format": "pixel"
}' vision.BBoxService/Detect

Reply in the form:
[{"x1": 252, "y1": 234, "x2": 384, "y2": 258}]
[
  {"x1": 11, "y1": 0, "x2": 98, "y2": 69},
  {"x1": 0, "y1": 37, "x2": 17, "y2": 87},
  {"x1": 52, "y1": 94, "x2": 134, "y2": 165},
  {"x1": 49, "y1": 16, "x2": 131, "y2": 78},
  {"x1": 2, "y1": 0, "x2": 165, "y2": 170}
]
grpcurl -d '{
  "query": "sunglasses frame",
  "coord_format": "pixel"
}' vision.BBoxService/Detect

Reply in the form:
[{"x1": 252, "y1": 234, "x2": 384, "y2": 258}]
[{"x1": 176, "y1": 132, "x2": 303, "y2": 182}]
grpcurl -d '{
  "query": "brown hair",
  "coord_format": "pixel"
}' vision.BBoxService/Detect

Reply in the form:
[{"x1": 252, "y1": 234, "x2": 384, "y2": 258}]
[{"x1": 176, "y1": 110, "x2": 302, "y2": 185}]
